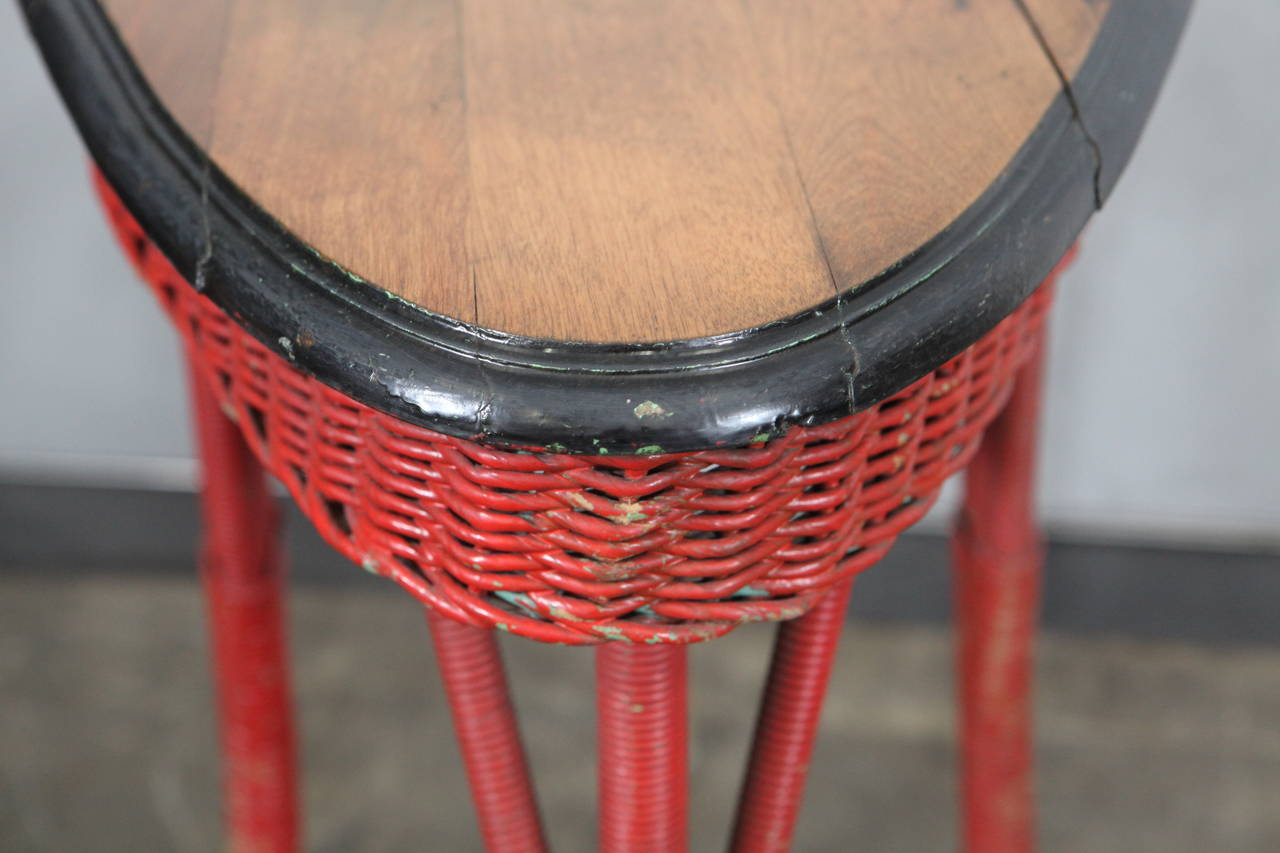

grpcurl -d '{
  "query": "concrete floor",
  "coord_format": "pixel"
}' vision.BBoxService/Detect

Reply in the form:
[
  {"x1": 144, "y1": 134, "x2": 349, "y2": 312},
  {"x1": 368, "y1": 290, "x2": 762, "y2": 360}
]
[{"x1": 3, "y1": 574, "x2": 1280, "y2": 852}]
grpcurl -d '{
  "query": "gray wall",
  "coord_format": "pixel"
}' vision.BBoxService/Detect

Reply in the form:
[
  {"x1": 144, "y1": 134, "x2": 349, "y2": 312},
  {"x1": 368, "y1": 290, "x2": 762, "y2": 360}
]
[{"x1": 2, "y1": 3, "x2": 1276, "y2": 546}]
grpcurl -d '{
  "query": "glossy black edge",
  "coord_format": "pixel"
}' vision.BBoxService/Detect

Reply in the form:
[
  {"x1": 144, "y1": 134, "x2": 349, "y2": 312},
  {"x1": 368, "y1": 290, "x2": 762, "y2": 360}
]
[{"x1": 20, "y1": 0, "x2": 1190, "y2": 453}]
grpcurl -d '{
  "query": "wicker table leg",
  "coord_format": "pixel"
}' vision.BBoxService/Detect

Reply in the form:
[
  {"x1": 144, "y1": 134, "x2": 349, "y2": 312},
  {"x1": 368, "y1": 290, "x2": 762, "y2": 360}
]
[
  {"x1": 597, "y1": 643, "x2": 689, "y2": 853},
  {"x1": 425, "y1": 609, "x2": 548, "y2": 853},
  {"x1": 730, "y1": 578, "x2": 856, "y2": 853},
  {"x1": 952, "y1": 342, "x2": 1048, "y2": 853},
  {"x1": 189, "y1": 366, "x2": 299, "y2": 853}
]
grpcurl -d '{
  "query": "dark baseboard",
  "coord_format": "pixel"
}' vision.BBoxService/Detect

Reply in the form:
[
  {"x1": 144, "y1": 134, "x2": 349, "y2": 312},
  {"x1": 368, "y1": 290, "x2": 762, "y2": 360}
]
[{"x1": 3, "y1": 482, "x2": 1278, "y2": 646}]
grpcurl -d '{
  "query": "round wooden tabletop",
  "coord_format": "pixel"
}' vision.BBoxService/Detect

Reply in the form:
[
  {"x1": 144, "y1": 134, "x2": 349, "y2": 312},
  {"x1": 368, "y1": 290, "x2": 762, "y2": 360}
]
[
  {"x1": 106, "y1": 0, "x2": 1105, "y2": 343},
  {"x1": 22, "y1": 0, "x2": 1190, "y2": 451}
]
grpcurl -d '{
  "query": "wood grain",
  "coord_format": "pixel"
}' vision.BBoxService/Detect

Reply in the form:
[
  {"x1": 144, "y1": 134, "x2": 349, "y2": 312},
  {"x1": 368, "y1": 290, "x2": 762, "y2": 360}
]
[
  {"x1": 104, "y1": 0, "x2": 229, "y2": 147},
  {"x1": 460, "y1": 0, "x2": 833, "y2": 342},
  {"x1": 740, "y1": 0, "x2": 1103, "y2": 294},
  {"x1": 100, "y1": 0, "x2": 1107, "y2": 342},
  {"x1": 208, "y1": 0, "x2": 473, "y2": 324}
]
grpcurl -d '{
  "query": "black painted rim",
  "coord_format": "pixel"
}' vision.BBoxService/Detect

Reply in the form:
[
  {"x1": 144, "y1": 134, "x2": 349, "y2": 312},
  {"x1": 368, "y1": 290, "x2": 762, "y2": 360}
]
[{"x1": 20, "y1": 0, "x2": 1190, "y2": 453}]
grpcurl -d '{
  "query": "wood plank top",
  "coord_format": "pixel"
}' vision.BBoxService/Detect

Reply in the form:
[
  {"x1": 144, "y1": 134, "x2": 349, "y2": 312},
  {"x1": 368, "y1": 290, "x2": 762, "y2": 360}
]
[{"x1": 102, "y1": 0, "x2": 1107, "y2": 343}]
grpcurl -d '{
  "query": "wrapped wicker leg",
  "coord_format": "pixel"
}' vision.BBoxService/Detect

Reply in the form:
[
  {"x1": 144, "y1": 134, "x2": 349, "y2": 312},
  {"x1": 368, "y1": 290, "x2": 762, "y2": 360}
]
[
  {"x1": 425, "y1": 610, "x2": 548, "y2": 853},
  {"x1": 730, "y1": 577, "x2": 856, "y2": 853},
  {"x1": 952, "y1": 343, "x2": 1049, "y2": 853},
  {"x1": 597, "y1": 644, "x2": 688, "y2": 853},
  {"x1": 189, "y1": 364, "x2": 298, "y2": 853}
]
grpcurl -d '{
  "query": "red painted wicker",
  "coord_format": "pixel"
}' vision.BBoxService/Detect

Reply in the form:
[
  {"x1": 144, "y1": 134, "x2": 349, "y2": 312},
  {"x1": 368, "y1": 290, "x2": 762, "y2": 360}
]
[{"x1": 95, "y1": 172, "x2": 1057, "y2": 646}]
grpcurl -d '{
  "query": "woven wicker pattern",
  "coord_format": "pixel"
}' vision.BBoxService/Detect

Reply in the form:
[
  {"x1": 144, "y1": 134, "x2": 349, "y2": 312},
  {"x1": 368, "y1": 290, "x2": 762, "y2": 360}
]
[{"x1": 96, "y1": 173, "x2": 1056, "y2": 645}]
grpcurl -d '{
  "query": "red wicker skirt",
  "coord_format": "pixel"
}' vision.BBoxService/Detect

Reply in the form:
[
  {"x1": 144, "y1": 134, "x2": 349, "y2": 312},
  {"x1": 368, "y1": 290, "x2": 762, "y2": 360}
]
[{"x1": 95, "y1": 172, "x2": 1056, "y2": 646}]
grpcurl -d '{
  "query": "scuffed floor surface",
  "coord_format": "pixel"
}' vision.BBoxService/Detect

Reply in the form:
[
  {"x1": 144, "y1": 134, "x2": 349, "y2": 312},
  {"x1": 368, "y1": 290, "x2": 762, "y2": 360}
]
[{"x1": 3, "y1": 574, "x2": 1280, "y2": 852}]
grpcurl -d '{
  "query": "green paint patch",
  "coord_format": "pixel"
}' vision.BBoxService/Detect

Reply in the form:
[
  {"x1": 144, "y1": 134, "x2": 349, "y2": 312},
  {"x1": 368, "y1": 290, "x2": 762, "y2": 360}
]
[
  {"x1": 635, "y1": 445, "x2": 664, "y2": 456},
  {"x1": 495, "y1": 590, "x2": 538, "y2": 615},
  {"x1": 612, "y1": 512, "x2": 648, "y2": 525}
]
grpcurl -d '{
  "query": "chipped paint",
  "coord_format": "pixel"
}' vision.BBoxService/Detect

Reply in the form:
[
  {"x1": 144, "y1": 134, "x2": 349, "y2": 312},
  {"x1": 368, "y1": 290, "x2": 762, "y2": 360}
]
[
  {"x1": 585, "y1": 559, "x2": 640, "y2": 583},
  {"x1": 633, "y1": 400, "x2": 672, "y2": 419},
  {"x1": 610, "y1": 500, "x2": 647, "y2": 524},
  {"x1": 545, "y1": 602, "x2": 586, "y2": 623},
  {"x1": 495, "y1": 590, "x2": 538, "y2": 615}
]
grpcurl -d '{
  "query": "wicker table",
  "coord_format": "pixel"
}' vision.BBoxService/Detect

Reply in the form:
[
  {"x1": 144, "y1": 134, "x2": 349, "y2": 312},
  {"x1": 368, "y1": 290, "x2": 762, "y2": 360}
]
[{"x1": 21, "y1": 1, "x2": 1189, "y2": 850}]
